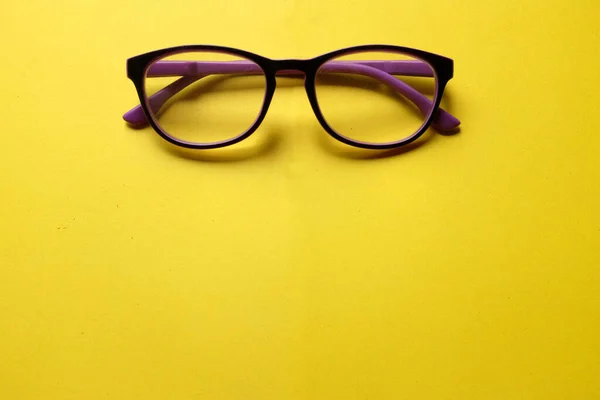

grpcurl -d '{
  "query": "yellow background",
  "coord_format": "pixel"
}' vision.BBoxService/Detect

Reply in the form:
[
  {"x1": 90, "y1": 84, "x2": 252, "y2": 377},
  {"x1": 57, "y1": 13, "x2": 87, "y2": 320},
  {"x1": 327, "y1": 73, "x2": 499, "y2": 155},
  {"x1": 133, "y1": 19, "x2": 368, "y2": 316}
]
[{"x1": 1, "y1": 0, "x2": 599, "y2": 398}]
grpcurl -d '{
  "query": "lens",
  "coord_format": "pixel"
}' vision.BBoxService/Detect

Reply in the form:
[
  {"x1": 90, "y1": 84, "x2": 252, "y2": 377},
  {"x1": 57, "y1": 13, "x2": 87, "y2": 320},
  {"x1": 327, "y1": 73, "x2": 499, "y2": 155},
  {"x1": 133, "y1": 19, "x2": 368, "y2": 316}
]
[
  {"x1": 143, "y1": 51, "x2": 267, "y2": 145},
  {"x1": 315, "y1": 51, "x2": 437, "y2": 145}
]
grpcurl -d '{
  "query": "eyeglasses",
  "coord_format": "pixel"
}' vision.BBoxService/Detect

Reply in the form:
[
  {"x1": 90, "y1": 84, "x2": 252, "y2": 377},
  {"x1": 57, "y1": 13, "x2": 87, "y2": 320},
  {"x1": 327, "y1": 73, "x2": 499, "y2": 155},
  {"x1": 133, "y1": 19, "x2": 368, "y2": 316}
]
[{"x1": 124, "y1": 45, "x2": 460, "y2": 150}]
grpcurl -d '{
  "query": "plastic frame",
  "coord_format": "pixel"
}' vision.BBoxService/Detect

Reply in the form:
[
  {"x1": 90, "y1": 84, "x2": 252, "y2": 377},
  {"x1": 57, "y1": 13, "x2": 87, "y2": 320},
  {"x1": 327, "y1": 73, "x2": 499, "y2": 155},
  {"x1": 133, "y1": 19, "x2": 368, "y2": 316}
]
[{"x1": 126, "y1": 45, "x2": 459, "y2": 150}]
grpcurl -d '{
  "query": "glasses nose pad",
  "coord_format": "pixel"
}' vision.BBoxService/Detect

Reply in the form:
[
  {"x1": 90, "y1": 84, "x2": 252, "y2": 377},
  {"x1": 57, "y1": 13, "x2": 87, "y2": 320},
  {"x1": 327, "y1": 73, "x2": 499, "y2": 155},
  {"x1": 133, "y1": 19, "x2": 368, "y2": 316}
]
[
  {"x1": 303, "y1": 73, "x2": 323, "y2": 118},
  {"x1": 261, "y1": 75, "x2": 277, "y2": 108}
]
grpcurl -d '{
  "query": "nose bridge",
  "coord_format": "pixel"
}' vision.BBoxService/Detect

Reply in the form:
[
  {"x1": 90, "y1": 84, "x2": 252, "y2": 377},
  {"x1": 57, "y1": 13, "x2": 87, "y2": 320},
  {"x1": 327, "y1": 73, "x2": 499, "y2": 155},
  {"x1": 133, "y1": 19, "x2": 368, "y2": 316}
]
[{"x1": 272, "y1": 58, "x2": 310, "y2": 74}]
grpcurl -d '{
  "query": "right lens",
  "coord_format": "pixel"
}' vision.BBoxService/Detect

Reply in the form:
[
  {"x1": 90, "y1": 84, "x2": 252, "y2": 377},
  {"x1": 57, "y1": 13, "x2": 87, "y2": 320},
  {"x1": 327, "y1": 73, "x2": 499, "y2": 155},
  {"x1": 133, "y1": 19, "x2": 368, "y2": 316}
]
[
  {"x1": 315, "y1": 50, "x2": 437, "y2": 146},
  {"x1": 143, "y1": 51, "x2": 267, "y2": 145}
]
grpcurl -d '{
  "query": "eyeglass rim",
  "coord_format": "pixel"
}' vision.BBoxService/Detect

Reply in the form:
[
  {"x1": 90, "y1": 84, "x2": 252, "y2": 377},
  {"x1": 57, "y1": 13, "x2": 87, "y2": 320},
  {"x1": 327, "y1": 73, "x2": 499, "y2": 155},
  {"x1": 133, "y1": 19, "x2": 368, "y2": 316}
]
[{"x1": 126, "y1": 44, "x2": 456, "y2": 150}]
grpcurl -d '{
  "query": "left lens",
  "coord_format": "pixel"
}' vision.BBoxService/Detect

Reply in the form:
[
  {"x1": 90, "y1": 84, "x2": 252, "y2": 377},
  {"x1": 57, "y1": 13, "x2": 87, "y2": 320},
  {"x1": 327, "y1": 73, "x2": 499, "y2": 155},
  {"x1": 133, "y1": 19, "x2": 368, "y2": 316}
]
[
  {"x1": 315, "y1": 50, "x2": 437, "y2": 146},
  {"x1": 144, "y1": 50, "x2": 267, "y2": 145}
]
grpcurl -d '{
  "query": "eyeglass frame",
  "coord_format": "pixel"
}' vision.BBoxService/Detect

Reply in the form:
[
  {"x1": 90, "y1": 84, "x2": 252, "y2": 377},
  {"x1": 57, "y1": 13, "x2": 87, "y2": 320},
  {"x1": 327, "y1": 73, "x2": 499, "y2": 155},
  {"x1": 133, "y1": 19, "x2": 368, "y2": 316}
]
[{"x1": 125, "y1": 44, "x2": 459, "y2": 150}]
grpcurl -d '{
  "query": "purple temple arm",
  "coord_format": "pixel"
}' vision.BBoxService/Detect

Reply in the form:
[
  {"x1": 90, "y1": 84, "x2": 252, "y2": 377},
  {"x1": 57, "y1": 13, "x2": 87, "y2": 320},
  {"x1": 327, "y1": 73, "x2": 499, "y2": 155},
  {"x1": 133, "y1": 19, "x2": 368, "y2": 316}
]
[{"x1": 123, "y1": 60, "x2": 460, "y2": 130}]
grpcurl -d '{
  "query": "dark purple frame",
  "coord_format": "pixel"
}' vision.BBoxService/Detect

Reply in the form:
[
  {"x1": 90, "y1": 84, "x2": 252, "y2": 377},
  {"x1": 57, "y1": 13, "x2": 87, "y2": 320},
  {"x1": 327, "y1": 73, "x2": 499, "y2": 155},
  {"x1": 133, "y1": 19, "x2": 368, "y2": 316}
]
[{"x1": 125, "y1": 45, "x2": 459, "y2": 150}]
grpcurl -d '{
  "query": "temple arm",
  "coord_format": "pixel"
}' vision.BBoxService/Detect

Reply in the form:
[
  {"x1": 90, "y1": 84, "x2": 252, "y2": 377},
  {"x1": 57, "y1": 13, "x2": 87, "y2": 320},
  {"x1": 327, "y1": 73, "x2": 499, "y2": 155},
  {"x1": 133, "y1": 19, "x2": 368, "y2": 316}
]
[{"x1": 124, "y1": 60, "x2": 459, "y2": 130}]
